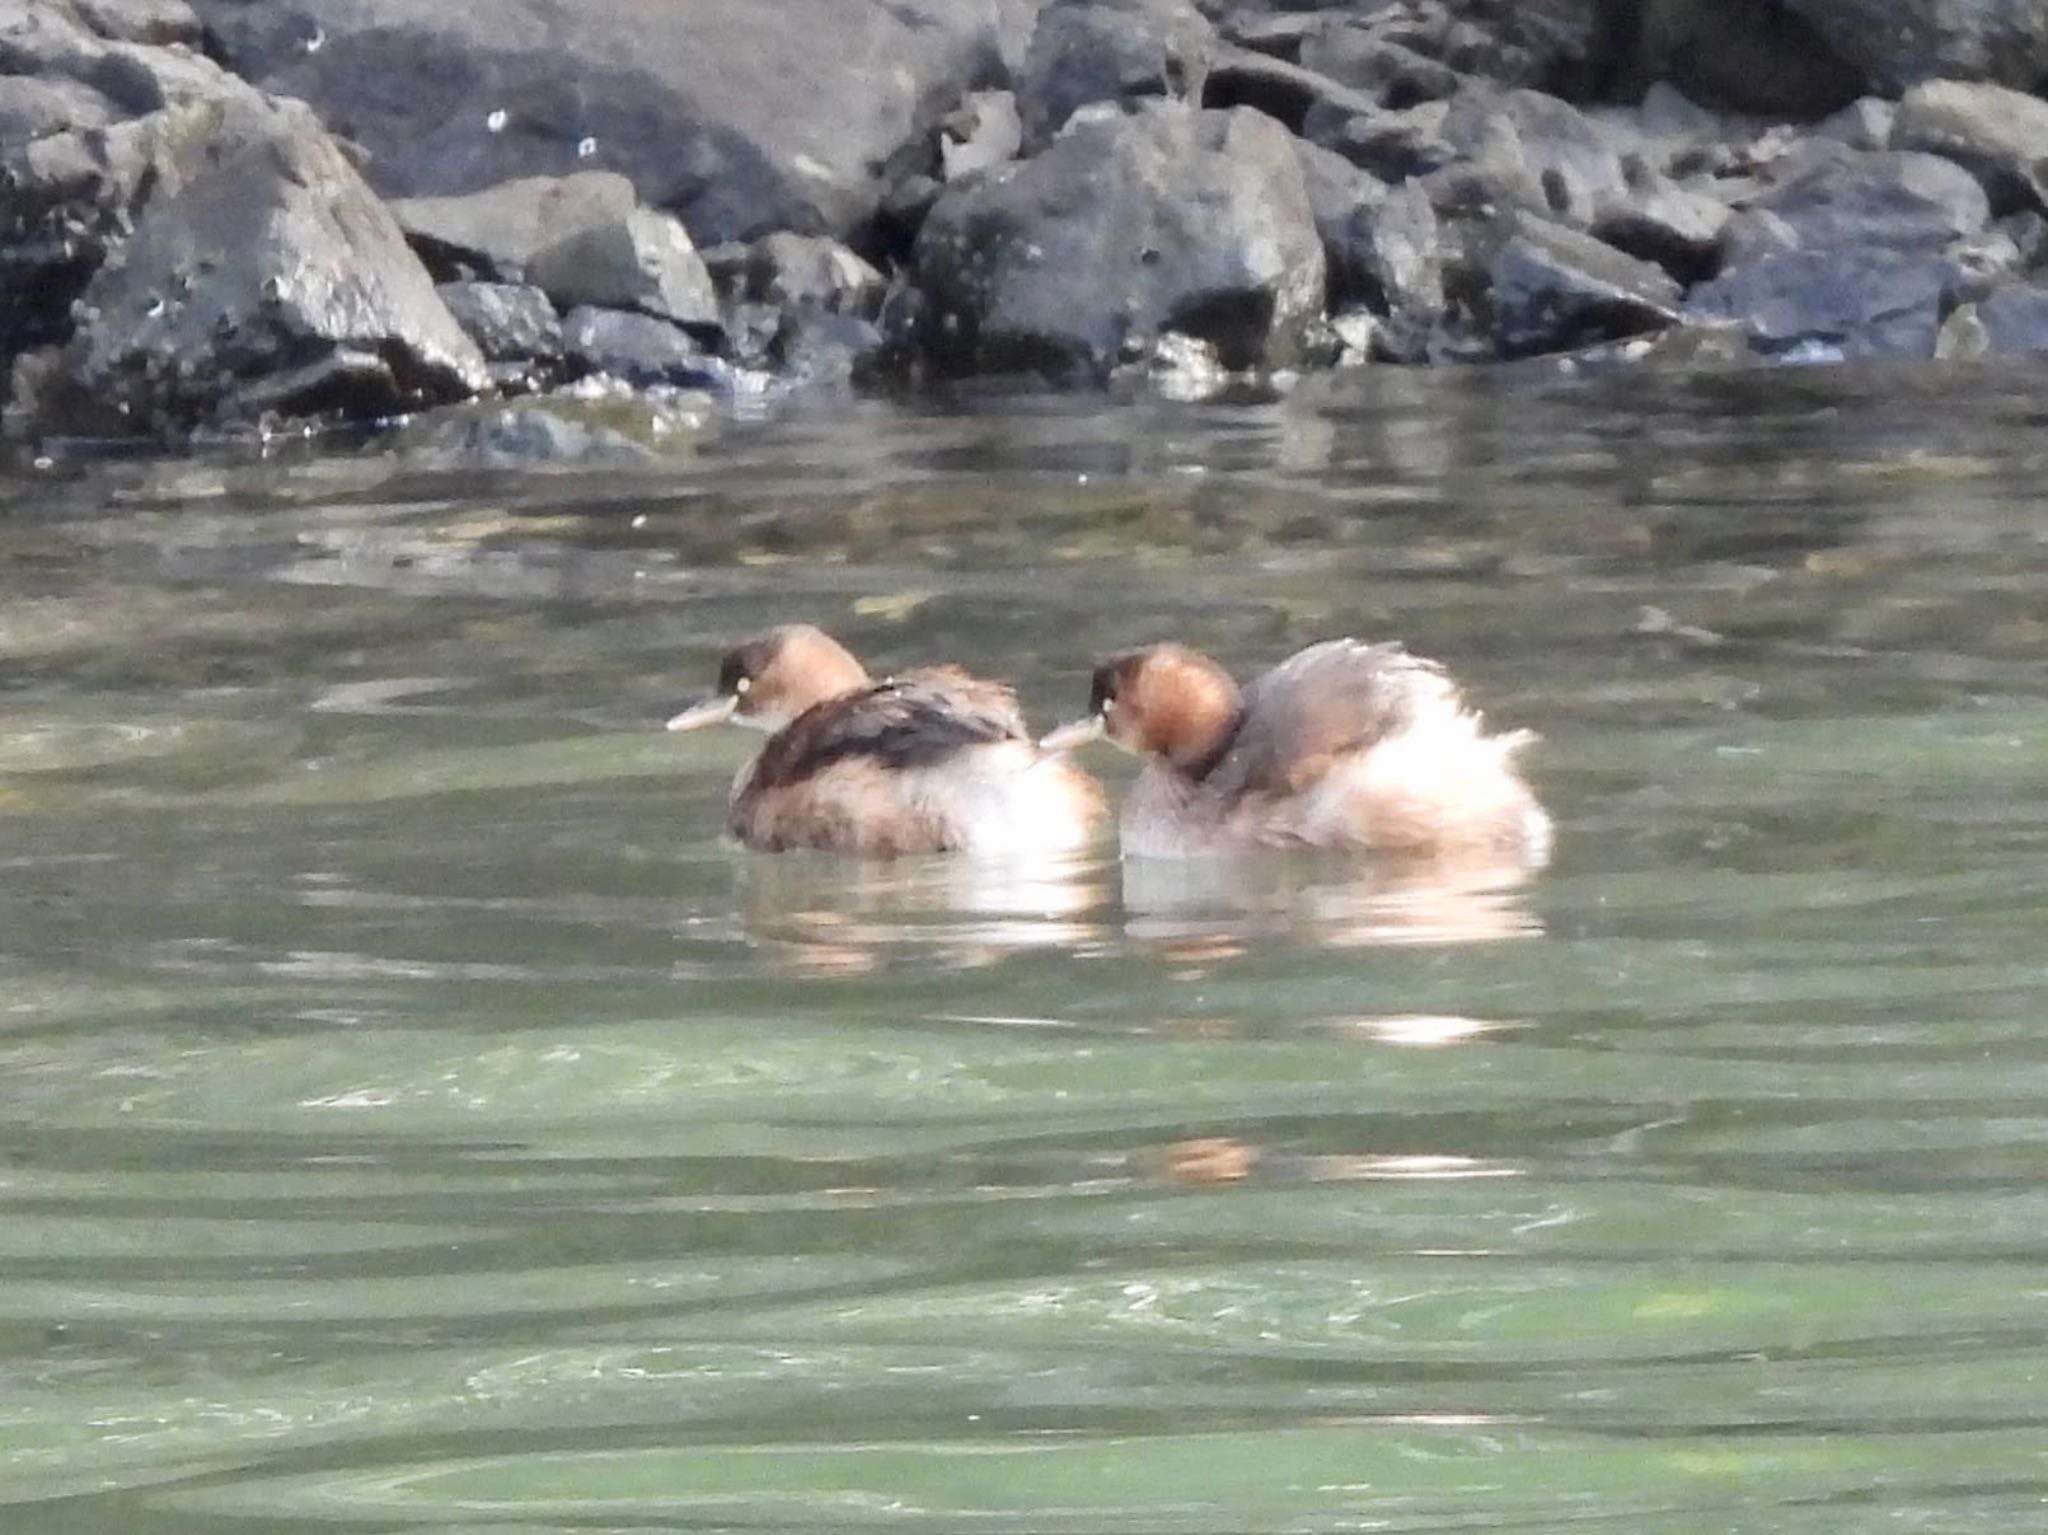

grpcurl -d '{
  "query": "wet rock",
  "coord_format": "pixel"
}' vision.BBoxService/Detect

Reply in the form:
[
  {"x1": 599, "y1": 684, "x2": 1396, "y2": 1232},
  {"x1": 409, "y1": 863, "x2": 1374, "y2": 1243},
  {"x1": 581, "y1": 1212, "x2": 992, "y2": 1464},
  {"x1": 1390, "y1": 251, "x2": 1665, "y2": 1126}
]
[
  {"x1": 1293, "y1": 140, "x2": 1389, "y2": 306},
  {"x1": 1688, "y1": 248, "x2": 1949, "y2": 360},
  {"x1": 904, "y1": 103, "x2": 1324, "y2": 382},
  {"x1": 406, "y1": 400, "x2": 658, "y2": 467},
  {"x1": 940, "y1": 90, "x2": 1022, "y2": 181},
  {"x1": 1892, "y1": 79, "x2": 2048, "y2": 216},
  {"x1": 1749, "y1": 149, "x2": 1989, "y2": 257},
  {"x1": 1016, "y1": 0, "x2": 1215, "y2": 155},
  {"x1": 524, "y1": 206, "x2": 718, "y2": 331},
  {"x1": 1357, "y1": 181, "x2": 1446, "y2": 361},
  {"x1": 42, "y1": 86, "x2": 485, "y2": 435},
  {"x1": 391, "y1": 173, "x2": 638, "y2": 282},
  {"x1": 771, "y1": 309, "x2": 885, "y2": 388},
  {"x1": 188, "y1": 0, "x2": 1014, "y2": 245},
  {"x1": 559, "y1": 305, "x2": 728, "y2": 391},
  {"x1": 1485, "y1": 214, "x2": 1682, "y2": 359},
  {"x1": 436, "y1": 281, "x2": 563, "y2": 389},
  {"x1": 1970, "y1": 283, "x2": 2048, "y2": 352}
]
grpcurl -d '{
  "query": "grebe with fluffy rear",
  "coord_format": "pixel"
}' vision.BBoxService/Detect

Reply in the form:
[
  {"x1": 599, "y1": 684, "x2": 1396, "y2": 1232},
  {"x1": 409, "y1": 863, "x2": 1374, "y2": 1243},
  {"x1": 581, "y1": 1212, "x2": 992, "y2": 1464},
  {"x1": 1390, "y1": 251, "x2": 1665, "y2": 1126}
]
[{"x1": 1039, "y1": 639, "x2": 1549, "y2": 862}]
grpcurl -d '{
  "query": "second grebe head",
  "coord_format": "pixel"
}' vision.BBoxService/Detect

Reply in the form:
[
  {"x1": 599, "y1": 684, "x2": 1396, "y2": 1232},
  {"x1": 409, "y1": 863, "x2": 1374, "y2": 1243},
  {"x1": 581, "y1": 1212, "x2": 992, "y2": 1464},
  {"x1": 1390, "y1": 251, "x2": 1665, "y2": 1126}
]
[
  {"x1": 666, "y1": 625, "x2": 871, "y2": 735},
  {"x1": 1040, "y1": 643, "x2": 1242, "y2": 773}
]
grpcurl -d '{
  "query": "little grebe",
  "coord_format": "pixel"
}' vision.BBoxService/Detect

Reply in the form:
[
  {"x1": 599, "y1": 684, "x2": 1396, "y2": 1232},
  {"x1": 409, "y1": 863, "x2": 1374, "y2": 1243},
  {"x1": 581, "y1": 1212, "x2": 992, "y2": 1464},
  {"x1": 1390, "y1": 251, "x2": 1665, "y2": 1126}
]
[
  {"x1": 669, "y1": 625, "x2": 1104, "y2": 857},
  {"x1": 1039, "y1": 639, "x2": 1549, "y2": 862}
]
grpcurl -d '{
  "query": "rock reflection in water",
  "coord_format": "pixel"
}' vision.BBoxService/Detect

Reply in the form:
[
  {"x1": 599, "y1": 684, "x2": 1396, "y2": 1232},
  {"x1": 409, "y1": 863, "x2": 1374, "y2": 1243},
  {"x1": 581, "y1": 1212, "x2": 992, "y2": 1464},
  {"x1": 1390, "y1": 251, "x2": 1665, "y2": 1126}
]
[{"x1": 1119, "y1": 850, "x2": 1544, "y2": 950}]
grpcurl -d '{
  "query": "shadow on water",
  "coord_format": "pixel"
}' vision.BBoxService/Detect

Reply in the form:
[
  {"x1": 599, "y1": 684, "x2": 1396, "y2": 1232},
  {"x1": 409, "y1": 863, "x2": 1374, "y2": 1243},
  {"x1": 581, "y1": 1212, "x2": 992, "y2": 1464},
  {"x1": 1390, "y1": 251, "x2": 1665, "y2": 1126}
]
[{"x1": 4, "y1": 359, "x2": 2048, "y2": 1533}]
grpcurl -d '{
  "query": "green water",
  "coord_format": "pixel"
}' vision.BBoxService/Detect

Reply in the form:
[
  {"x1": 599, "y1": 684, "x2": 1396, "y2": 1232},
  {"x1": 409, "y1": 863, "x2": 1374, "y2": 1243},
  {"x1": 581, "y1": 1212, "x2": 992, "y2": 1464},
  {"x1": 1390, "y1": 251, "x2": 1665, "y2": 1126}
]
[{"x1": 3, "y1": 362, "x2": 2047, "y2": 1533}]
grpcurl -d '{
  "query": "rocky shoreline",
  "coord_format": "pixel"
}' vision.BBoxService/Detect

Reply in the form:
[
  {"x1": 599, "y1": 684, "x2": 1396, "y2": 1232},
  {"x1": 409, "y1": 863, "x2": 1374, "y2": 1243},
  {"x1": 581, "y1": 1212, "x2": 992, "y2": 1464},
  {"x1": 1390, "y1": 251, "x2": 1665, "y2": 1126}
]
[{"x1": 8, "y1": 0, "x2": 2048, "y2": 448}]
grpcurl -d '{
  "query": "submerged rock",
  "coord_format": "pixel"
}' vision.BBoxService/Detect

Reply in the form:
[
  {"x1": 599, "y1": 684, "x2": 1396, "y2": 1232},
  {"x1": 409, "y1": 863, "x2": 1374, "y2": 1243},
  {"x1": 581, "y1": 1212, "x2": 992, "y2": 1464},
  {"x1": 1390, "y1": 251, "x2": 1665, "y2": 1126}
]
[{"x1": 903, "y1": 103, "x2": 1324, "y2": 382}]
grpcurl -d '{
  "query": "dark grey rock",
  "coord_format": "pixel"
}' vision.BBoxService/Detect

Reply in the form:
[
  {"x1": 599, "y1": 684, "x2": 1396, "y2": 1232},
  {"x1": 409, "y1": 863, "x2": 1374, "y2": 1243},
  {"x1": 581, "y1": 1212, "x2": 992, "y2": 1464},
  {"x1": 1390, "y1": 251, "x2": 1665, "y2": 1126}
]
[
  {"x1": 904, "y1": 103, "x2": 1324, "y2": 382},
  {"x1": 1016, "y1": 0, "x2": 1215, "y2": 156},
  {"x1": 1298, "y1": 19, "x2": 1461, "y2": 109},
  {"x1": 1299, "y1": 0, "x2": 1609, "y2": 103},
  {"x1": 940, "y1": 90, "x2": 1021, "y2": 181},
  {"x1": 524, "y1": 206, "x2": 718, "y2": 330},
  {"x1": 1718, "y1": 207, "x2": 1803, "y2": 269},
  {"x1": 1893, "y1": 79, "x2": 2048, "y2": 216},
  {"x1": 1426, "y1": 86, "x2": 1631, "y2": 231},
  {"x1": 1975, "y1": 282, "x2": 2048, "y2": 352},
  {"x1": 560, "y1": 305, "x2": 726, "y2": 390},
  {"x1": 1997, "y1": 209, "x2": 2048, "y2": 268},
  {"x1": 1749, "y1": 149, "x2": 1989, "y2": 257},
  {"x1": 771, "y1": 309, "x2": 885, "y2": 387},
  {"x1": 71, "y1": 0, "x2": 200, "y2": 45},
  {"x1": 48, "y1": 87, "x2": 485, "y2": 434},
  {"x1": 0, "y1": 72, "x2": 117, "y2": 141},
  {"x1": 391, "y1": 173, "x2": 638, "y2": 282},
  {"x1": 1204, "y1": 44, "x2": 1379, "y2": 136},
  {"x1": 1485, "y1": 214, "x2": 1682, "y2": 360},
  {"x1": 186, "y1": 0, "x2": 1013, "y2": 245},
  {"x1": 1688, "y1": 248, "x2": 1949, "y2": 360},
  {"x1": 1592, "y1": 163, "x2": 1730, "y2": 283},
  {"x1": 1216, "y1": 10, "x2": 1319, "y2": 61},
  {"x1": 1776, "y1": 0, "x2": 2048, "y2": 96},
  {"x1": 436, "y1": 280, "x2": 562, "y2": 366},
  {"x1": 1293, "y1": 139, "x2": 1389, "y2": 307},
  {"x1": 1626, "y1": 0, "x2": 1862, "y2": 117},
  {"x1": 1303, "y1": 98, "x2": 1458, "y2": 184},
  {"x1": 742, "y1": 233, "x2": 886, "y2": 318}
]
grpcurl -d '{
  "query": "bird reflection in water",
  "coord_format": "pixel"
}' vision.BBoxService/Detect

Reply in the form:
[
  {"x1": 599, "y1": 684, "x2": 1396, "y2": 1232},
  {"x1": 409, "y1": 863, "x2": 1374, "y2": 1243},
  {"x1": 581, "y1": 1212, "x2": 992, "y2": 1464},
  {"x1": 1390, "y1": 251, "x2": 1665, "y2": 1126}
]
[
  {"x1": 733, "y1": 847, "x2": 1113, "y2": 973},
  {"x1": 1119, "y1": 846, "x2": 1544, "y2": 952}
]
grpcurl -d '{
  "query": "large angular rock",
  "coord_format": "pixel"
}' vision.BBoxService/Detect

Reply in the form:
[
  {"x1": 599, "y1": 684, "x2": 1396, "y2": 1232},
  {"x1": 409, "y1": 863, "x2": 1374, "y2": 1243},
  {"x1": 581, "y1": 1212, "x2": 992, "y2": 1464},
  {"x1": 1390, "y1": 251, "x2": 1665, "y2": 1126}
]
[
  {"x1": 1748, "y1": 149, "x2": 1989, "y2": 257},
  {"x1": 1016, "y1": 0, "x2": 1214, "y2": 155},
  {"x1": 904, "y1": 103, "x2": 1325, "y2": 381},
  {"x1": 186, "y1": 0, "x2": 1017, "y2": 245},
  {"x1": 559, "y1": 306, "x2": 727, "y2": 391},
  {"x1": 1688, "y1": 248, "x2": 1949, "y2": 360},
  {"x1": 65, "y1": 94, "x2": 487, "y2": 431},
  {"x1": 436, "y1": 279, "x2": 562, "y2": 391},
  {"x1": 1485, "y1": 214, "x2": 1682, "y2": 359},
  {"x1": 1892, "y1": 79, "x2": 2048, "y2": 215},
  {"x1": 523, "y1": 206, "x2": 718, "y2": 330},
  {"x1": 1427, "y1": 85, "x2": 1632, "y2": 229},
  {"x1": 391, "y1": 173, "x2": 638, "y2": 282}
]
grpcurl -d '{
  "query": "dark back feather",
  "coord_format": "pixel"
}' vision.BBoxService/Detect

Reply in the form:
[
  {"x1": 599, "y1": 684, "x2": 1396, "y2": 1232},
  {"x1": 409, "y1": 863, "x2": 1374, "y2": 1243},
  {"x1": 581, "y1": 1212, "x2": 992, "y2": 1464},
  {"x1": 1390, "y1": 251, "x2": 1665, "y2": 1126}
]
[
  {"x1": 1199, "y1": 640, "x2": 1452, "y2": 801},
  {"x1": 745, "y1": 669, "x2": 1028, "y2": 791}
]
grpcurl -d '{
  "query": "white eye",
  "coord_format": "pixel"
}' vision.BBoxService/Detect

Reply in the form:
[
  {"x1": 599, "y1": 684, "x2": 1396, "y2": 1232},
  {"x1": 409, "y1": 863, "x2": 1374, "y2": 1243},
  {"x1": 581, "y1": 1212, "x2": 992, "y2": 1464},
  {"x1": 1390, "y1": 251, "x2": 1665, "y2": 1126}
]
[{"x1": 735, "y1": 677, "x2": 752, "y2": 695}]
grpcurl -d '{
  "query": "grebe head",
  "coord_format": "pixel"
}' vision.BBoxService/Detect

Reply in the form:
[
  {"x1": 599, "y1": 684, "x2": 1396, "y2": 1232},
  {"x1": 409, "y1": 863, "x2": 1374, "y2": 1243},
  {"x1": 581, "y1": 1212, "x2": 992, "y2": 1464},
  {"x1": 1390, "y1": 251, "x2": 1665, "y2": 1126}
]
[
  {"x1": 1040, "y1": 644, "x2": 1242, "y2": 773},
  {"x1": 667, "y1": 625, "x2": 871, "y2": 735}
]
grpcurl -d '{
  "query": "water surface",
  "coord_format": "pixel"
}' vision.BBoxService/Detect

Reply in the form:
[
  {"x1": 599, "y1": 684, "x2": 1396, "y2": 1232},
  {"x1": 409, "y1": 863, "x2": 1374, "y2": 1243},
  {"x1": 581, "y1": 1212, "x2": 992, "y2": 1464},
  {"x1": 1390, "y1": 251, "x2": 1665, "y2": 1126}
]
[{"x1": 4, "y1": 361, "x2": 2048, "y2": 1533}]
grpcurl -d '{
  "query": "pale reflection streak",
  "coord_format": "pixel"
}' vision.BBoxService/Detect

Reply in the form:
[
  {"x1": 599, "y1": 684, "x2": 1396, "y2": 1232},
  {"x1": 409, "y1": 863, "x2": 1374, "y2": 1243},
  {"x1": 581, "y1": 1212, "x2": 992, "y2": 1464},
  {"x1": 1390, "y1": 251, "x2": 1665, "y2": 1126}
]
[
  {"x1": 734, "y1": 849, "x2": 1112, "y2": 972},
  {"x1": 1119, "y1": 851, "x2": 1544, "y2": 950}
]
